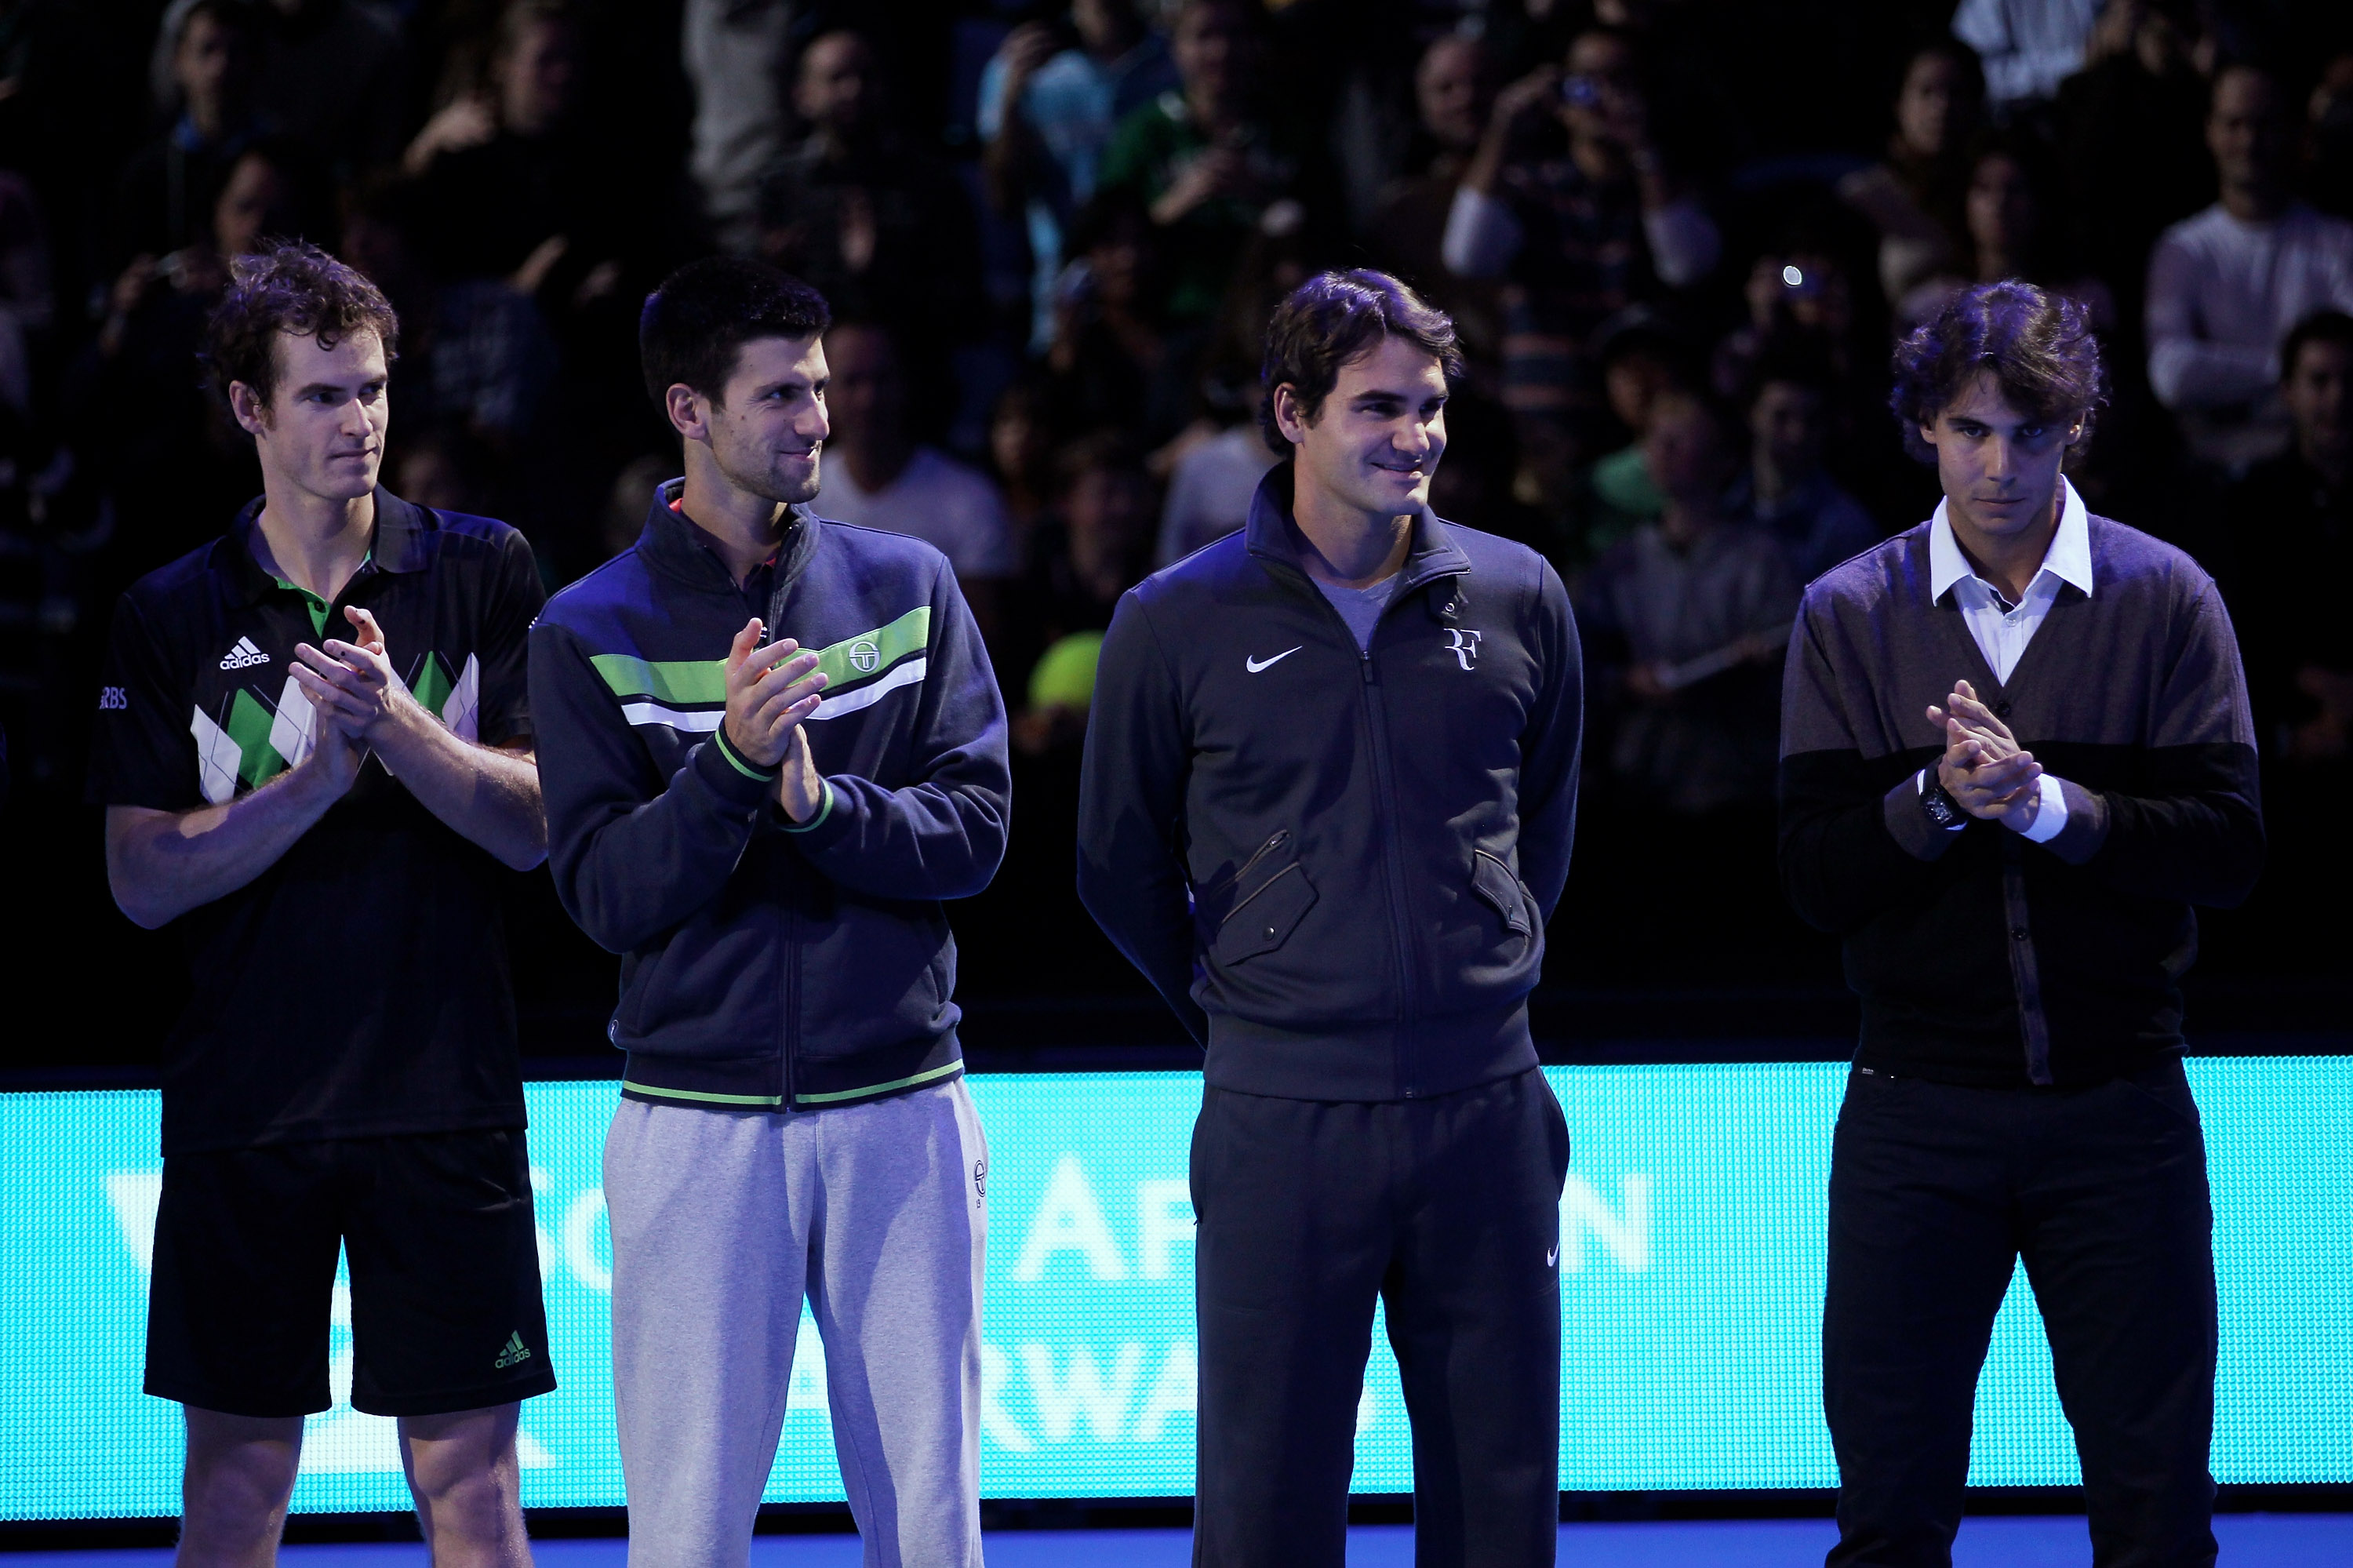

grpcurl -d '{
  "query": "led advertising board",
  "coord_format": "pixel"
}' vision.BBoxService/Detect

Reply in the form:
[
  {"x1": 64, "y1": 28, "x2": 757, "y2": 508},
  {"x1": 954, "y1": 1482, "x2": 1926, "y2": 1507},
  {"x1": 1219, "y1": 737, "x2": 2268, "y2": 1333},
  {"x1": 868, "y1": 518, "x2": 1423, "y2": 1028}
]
[{"x1": 2, "y1": 1061, "x2": 2348, "y2": 1518}]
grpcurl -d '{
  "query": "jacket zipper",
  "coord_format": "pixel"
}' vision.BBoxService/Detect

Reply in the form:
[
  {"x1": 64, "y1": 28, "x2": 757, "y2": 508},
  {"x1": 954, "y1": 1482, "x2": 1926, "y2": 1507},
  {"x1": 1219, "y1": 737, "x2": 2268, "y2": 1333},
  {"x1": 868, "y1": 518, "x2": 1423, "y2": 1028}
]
[
  {"x1": 1359, "y1": 645, "x2": 1422, "y2": 1096},
  {"x1": 779, "y1": 851, "x2": 800, "y2": 1111},
  {"x1": 1258, "y1": 556, "x2": 1439, "y2": 1098}
]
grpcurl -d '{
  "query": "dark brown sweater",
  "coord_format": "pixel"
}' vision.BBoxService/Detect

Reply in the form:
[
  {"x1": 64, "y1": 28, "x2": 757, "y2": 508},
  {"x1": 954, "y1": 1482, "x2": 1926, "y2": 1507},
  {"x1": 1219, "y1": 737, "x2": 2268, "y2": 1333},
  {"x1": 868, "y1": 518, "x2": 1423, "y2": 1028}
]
[{"x1": 1777, "y1": 513, "x2": 2263, "y2": 1088}]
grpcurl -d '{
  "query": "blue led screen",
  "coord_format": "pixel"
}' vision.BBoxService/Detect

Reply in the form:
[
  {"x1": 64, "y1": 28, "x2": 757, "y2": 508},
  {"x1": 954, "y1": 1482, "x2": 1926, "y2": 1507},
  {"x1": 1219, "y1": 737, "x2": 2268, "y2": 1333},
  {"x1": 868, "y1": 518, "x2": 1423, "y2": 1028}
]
[{"x1": 2, "y1": 1060, "x2": 2348, "y2": 1518}]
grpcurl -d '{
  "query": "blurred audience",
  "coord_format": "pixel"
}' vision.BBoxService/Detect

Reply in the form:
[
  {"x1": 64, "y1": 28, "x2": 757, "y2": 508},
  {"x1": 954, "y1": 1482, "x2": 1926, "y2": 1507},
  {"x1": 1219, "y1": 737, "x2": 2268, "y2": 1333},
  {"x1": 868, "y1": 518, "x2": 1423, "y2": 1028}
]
[
  {"x1": 404, "y1": 1, "x2": 620, "y2": 307},
  {"x1": 1368, "y1": 35, "x2": 1504, "y2": 373},
  {"x1": 1839, "y1": 41, "x2": 1985, "y2": 314},
  {"x1": 2217, "y1": 306, "x2": 2353, "y2": 973},
  {"x1": 1952, "y1": 0, "x2": 2100, "y2": 117},
  {"x1": 1577, "y1": 389, "x2": 1799, "y2": 818},
  {"x1": 1446, "y1": 24, "x2": 1721, "y2": 474},
  {"x1": 981, "y1": 0, "x2": 1179, "y2": 350},
  {"x1": 339, "y1": 177, "x2": 557, "y2": 448},
  {"x1": 117, "y1": 0, "x2": 270, "y2": 274},
  {"x1": 1571, "y1": 313, "x2": 1689, "y2": 562},
  {"x1": 1098, "y1": 0, "x2": 1307, "y2": 328},
  {"x1": 1571, "y1": 388, "x2": 1802, "y2": 976},
  {"x1": 2051, "y1": 0, "x2": 2214, "y2": 322},
  {"x1": 757, "y1": 30, "x2": 983, "y2": 348},
  {"x1": 818, "y1": 321, "x2": 1017, "y2": 624},
  {"x1": 2148, "y1": 64, "x2": 2353, "y2": 471},
  {"x1": 1728, "y1": 352, "x2": 1881, "y2": 586},
  {"x1": 1008, "y1": 431, "x2": 1155, "y2": 757},
  {"x1": 2220, "y1": 309, "x2": 2353, "y2": 756},
  {"x1": 245, "y1": 0, "x2": 409, "y2": 176},
  {"x1": 682, "y1": 0, "x2": 792, "y2": 253},
  {"x1": 2311, "y1": 53, "x2": 2353, "y2": 220},
  {"x1": 1897, "y1": 131, "x2": 2115, "y2": 329},
  {"x1": 8, "y1": 0, "x2": 2353, "y2": 999},
  {"x1": 1046, "y1": 191, "x2": 1191, "y2": 448}
]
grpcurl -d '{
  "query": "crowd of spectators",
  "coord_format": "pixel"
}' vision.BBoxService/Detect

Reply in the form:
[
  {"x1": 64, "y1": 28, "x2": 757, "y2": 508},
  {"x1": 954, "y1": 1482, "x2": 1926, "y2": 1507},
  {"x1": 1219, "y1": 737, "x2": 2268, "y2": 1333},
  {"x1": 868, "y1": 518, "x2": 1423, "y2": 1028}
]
[{"x1": 5, "y1": 0, "x2": 2352, "y2": 1032}]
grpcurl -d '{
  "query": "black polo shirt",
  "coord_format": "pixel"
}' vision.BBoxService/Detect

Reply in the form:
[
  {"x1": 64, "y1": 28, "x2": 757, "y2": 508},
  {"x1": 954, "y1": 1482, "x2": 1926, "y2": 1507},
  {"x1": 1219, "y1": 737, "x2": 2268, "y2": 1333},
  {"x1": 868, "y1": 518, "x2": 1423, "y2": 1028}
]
[{"x1": 89, "y1": 491, "x2": 544, "y2": 1156}]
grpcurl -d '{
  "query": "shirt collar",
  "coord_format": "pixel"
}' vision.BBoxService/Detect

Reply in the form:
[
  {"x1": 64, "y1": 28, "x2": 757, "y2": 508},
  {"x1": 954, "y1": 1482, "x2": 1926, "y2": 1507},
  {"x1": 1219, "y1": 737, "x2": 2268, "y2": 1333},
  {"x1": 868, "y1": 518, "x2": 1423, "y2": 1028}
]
[
  {"x1": 1242, "y1": 464, "x2": 1474, "y2": 595},
  {"x1": 226, "y1": 488, "x2": 424, "y2": 604},
  {"x1": 1927, "y1": 477, "x2": 2093, "y2": 604}
]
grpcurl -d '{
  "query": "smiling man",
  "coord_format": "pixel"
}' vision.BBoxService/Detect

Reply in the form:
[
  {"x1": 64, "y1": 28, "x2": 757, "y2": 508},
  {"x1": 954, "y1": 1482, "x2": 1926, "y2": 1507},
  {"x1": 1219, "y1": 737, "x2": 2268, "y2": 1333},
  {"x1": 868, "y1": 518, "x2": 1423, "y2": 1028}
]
[
  {"x1": 89, "y1": 241, "x2": 555, "y2": 1565},
  {"x1": 1078, "y1": 270, "x2": 1582, "y2": 1566},
  {"x1": 1780, "y1": 280, "x2": 2264, "y2": 1568},
  {"x1": 527, "y1": 257, "x2": 1007, "y2": 1566}
]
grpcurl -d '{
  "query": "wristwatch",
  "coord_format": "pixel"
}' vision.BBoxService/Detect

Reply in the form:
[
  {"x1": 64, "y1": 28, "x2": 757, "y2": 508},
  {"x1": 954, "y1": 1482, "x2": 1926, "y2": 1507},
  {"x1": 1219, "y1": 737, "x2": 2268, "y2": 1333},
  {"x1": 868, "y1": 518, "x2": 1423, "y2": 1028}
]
[{"x1": 1920, "y1": 774, "x2": 1965, "y2": 830}]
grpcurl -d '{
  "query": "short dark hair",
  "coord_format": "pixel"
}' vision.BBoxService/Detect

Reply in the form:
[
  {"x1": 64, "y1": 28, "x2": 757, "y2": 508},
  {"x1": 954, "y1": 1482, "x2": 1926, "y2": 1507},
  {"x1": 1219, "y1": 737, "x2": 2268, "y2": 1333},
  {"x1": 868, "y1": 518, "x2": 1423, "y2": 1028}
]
[
  {"x1": 2281, "y1": 309, "x2": 2353, "y2": 381},
  {"x1": 639, "y1": 256, "x2": 831, "y2": 406},
  {"x1": 1900, "y1": 37, "x2": 1985, "y2": 113},
  {"x1": 1889, "y1": 279, "x2": 2104, "y2": 466},
  {"x1": 1257, "y1": 269, "x2": 1463, "y2": 455},
  {"x1": 202, "y1": 239, "x2": 398, "y2": 413}
]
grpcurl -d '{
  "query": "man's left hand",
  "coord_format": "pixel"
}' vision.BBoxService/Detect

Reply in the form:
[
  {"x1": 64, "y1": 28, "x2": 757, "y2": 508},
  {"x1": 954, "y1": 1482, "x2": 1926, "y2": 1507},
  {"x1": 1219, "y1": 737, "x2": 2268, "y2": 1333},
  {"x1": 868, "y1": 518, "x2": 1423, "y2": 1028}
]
[
  {"x1": 290, "y1": 606, "x2": 424, "y2": 745},
  {"x1": 1929, "y1": 678, "x2": 2041, "y2": 828},
  {"x1": 776, "y1": 721, "x2": 825, "y2": 824}
]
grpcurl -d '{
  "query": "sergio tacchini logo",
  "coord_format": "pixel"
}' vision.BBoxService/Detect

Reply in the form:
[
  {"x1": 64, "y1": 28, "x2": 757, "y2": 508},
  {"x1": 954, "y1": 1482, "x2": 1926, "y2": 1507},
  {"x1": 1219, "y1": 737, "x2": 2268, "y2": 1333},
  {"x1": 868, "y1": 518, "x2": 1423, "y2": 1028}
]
[{"x1": 848, "y1": 638, "x2": 882, "y2": 674}]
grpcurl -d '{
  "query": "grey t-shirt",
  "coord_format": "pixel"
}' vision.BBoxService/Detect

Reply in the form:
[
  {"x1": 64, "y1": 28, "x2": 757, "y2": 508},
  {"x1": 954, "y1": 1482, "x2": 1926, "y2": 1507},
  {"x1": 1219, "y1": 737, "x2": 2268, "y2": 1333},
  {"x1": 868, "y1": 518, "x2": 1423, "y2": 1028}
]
[{"x1": 1313, "y1": 573, "x2": 1398, "y2": 651}]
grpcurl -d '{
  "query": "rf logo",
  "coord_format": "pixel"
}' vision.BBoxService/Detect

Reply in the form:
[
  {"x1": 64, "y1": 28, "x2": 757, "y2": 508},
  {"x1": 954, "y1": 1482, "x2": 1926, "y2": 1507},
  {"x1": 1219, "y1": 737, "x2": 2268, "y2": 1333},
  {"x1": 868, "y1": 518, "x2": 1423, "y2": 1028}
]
[
  {"x1": 1445, "y1": 629, "x2": 1483, "y2": 671},
  {"x1": 848, "y1": 638, "x2": 882, "y2": 674}
]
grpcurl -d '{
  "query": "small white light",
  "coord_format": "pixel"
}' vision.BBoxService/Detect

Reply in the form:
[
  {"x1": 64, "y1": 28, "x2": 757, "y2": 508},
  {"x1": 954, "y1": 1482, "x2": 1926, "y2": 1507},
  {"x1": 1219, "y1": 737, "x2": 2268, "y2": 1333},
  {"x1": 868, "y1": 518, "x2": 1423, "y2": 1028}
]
[{"x1": 1781, "y1": 265, "x2": 1803, "y2": 287}]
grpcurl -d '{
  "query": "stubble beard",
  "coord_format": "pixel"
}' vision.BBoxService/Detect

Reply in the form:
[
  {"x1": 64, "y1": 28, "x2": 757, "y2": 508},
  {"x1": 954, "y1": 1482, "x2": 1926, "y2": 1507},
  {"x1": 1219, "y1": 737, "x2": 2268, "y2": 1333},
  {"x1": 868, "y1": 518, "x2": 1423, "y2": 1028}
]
[{"x1": 717, "y1": 431, "x2": 823, "y2": 508}]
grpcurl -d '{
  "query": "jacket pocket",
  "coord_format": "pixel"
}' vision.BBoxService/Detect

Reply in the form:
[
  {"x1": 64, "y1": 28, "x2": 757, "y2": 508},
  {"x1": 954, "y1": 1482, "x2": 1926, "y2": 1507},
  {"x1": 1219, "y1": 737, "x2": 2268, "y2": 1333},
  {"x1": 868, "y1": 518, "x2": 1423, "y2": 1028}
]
[
  {"x1": 1213, "y1": 860, "x2": 1318, "y2": 965},
  {"x1": 1471, "y1": 849, "x2": 1533, "y2": 937}
]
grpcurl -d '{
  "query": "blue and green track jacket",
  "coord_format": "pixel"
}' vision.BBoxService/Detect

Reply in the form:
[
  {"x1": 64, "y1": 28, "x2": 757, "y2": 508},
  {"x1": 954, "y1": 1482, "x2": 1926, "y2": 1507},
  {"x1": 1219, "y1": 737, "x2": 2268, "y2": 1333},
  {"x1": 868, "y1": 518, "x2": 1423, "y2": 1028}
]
[{"x1": 529, "y1": 481, "x2": 1010, "y2": 1111}]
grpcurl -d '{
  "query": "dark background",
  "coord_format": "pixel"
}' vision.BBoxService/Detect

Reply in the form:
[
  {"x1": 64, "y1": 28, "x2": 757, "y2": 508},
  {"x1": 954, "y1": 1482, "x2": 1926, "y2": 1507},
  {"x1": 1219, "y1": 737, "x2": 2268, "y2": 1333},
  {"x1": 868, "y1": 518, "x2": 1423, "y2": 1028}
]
[{"x1": 2, "y1": 0, "x2": 2349, "y2": 1081}]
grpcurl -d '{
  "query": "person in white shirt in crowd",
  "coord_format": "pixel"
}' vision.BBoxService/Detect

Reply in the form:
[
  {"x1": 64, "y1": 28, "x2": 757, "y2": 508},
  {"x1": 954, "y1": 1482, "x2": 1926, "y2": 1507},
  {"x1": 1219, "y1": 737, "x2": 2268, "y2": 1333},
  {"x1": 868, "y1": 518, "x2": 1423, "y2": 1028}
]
[
  {"x1": 2147, "y1": 63, "x2": 2353, "y2": 470},
  {"x1": 1951, "y1": 0, "x2": 2100, "y2": 118},
  {"x1": 681, "y1": 0, "x2": 791, "y2": 254},
  {"x1": 817, "y1": 319, "x2": 1017, "y2": 634}
]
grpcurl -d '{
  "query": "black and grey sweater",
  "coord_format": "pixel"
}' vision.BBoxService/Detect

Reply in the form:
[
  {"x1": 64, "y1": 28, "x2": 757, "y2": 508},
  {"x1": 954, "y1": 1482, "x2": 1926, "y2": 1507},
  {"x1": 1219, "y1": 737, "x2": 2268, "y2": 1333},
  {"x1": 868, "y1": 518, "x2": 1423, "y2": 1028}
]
[{"x1": 1777, "y1": 513, "x2": 2262, "y2": 1088}]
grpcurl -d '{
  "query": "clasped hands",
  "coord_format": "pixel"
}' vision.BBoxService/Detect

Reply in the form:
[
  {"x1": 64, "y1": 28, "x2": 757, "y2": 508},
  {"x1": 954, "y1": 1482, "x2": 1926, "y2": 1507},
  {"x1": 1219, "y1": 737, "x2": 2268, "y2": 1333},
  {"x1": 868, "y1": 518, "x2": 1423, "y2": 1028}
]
[
  {"x1": 722, "y1": 618, "x2": 829, "y2": 824},
  {"x1": 1927, "y1": 678, "x2": 2042, "y2": 832},
  {"x1": 285, "y1": 606, "x2": 408, "y2": 790}
]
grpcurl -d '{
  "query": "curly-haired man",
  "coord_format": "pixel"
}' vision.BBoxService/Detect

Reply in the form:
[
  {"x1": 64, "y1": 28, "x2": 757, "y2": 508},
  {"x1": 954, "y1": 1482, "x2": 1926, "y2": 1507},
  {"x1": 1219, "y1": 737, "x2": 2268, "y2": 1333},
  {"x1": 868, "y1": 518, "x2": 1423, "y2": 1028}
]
[
  {"x1": 1780, "y1": 280, "x2": 2264, "y2": 1566},
  {"x1": 89, "y1": 240, "x2": 553, "y2": 1564}
]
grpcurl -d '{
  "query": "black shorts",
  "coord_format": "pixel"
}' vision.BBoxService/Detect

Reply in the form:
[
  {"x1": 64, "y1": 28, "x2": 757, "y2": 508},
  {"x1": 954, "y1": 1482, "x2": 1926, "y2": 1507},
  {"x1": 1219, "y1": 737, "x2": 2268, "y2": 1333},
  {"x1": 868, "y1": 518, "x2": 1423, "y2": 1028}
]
[{"x1": 146, "y1": 1129, "x2": 557, "y2": 1419}]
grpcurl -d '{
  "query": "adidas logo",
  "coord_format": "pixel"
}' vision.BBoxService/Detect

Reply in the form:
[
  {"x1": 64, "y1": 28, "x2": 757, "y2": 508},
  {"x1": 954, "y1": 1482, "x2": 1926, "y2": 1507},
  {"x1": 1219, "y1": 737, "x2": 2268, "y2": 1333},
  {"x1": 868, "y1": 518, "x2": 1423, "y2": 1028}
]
[
  {"x1": 218, "y1": 636, "x2": 269, "y2": 671},
  {"x1": 493, "y1": 1330, "x2": 532, "y2": 1370}
]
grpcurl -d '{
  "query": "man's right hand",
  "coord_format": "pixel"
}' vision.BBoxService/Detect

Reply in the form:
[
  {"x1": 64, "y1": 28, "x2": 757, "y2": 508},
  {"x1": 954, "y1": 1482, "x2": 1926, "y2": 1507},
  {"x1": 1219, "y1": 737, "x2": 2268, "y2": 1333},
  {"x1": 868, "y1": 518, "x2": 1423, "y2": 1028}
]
[
  {"x1": 1936, "y1": 726, "x2": 2040, "y2": 821},
  {"x1": 723, "y1": 618, "x2": 828, "y2": 770},
  {"x1": 995, "y1": 20, "x2": 1060, "y2": 97},
  {"x1": 299, "y1": 719, "x2": 369, "y2": 798}
]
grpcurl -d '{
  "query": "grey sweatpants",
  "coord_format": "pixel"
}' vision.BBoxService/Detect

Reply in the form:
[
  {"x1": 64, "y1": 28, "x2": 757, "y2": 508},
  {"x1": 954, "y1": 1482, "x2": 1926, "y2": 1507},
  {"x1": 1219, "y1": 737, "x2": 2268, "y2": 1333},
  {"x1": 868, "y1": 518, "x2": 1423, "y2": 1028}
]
[{"x1": 604, "y1": 1081, "x2": 989, "y2": 1567}]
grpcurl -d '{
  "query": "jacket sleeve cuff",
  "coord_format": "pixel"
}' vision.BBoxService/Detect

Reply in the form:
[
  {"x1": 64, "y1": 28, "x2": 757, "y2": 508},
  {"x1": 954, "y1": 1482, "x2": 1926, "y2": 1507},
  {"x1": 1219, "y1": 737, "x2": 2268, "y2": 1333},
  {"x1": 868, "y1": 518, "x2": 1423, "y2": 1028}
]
[
  {"x1": 1883, "y1": 771, "x2": 1962, "y2": 862},
  {"x1": 2039, "y1": 777, "x2": 2110, "y2": 865},
  {"x1": 778, "y1": 777, "x2": 838, "y2": 836},
  {"x1": 693, "y1": 728, "x2": 778, "y2": 809}
]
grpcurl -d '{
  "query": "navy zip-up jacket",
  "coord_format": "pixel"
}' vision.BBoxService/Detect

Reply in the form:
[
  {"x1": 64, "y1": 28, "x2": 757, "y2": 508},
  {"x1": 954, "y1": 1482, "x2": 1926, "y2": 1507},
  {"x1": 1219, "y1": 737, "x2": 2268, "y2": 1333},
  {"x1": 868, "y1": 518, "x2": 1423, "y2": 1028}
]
[
  {"x1": 1078, "y1": 467, "x2": 1582, "y2": 1101},
  {"x1": 529, "y1": 481, "x2": 1009, "y2": 1110}
]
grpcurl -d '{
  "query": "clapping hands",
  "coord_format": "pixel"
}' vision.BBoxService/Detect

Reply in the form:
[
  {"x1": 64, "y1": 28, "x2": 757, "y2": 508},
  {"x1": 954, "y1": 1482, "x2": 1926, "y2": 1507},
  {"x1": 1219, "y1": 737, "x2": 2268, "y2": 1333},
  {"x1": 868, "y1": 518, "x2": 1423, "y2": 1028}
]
[{"x1": 1928, "y1": 678, "x2": 2042, "y2": 830}]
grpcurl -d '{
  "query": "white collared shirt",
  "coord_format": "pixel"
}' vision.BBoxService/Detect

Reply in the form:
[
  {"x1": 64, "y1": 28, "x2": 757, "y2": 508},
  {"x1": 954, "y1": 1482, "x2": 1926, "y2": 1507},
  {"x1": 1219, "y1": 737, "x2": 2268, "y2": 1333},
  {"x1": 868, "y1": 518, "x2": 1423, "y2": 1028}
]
[{"x1": 1918, "y1": 478, "x2": 2093, "y2": 843}]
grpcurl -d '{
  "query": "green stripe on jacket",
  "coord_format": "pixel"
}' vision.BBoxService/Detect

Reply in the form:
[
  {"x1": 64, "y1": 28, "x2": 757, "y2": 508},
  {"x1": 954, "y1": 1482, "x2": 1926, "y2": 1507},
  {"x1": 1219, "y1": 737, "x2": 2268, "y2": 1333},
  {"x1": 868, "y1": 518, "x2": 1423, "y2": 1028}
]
[{"x1": 592, "y1": 605, "x2": 931, "y2": 707}]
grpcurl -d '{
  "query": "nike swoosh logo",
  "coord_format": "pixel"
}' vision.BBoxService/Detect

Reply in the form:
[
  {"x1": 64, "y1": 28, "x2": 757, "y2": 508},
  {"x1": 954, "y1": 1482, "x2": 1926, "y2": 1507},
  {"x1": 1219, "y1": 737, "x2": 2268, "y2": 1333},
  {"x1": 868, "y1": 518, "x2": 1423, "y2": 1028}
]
[
  {"x1": 1546, "y1": 1247, "x2": 1558, "y2": 1268},
  {"x1": 1245, "y1": 647, "x2": 1303, "y2": 674}
]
